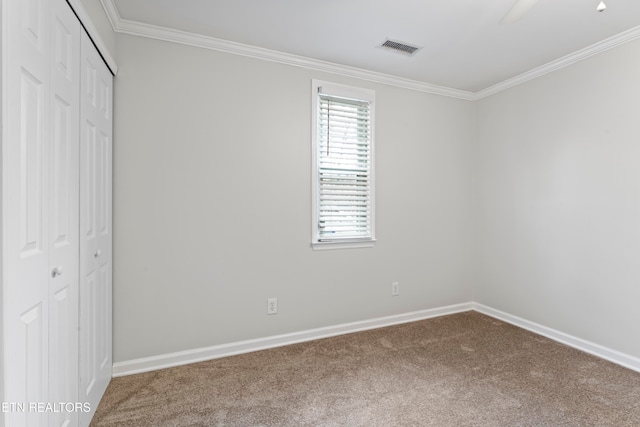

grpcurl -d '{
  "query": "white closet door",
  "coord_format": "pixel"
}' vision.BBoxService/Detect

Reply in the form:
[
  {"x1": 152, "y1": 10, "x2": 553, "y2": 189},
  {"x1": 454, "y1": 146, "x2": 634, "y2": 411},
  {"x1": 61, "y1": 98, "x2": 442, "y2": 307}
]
[
  {"x1": 3, "y1": 1, "x2": 112, "y2": 425},
  {"x1": 79, "y1": 30, "x2": 113, "y2": 427},
  {"x1": 3, "y1": 0, "x2": 52, "y2": 425},
  {"x1": 49, "y1": 0, "x2": 81, "y2": 426},
  {"x1": 3, "y1": 0, "x2": 82, "y2": 425}
]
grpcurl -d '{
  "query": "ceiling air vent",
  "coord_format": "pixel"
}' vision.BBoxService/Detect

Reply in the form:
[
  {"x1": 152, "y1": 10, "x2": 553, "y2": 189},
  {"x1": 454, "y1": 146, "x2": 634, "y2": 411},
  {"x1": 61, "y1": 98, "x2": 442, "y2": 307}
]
[{"x1": 379, "y1": 39, "x2": 422, "y2": 56}]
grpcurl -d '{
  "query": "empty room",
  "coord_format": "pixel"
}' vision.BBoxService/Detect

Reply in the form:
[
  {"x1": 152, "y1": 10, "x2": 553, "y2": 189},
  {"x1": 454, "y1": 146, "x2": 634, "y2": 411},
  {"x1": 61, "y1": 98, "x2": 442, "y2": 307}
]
[{"x1": 3, "y1": 0, "x2": 640, "y2": 425}]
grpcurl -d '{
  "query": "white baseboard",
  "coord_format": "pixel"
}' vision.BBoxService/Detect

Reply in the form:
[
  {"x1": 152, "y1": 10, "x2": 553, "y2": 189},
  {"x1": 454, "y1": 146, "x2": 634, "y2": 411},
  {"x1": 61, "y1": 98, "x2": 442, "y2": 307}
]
[
  {"x1": 473, "y1": 303, "x2": 640, "y2": 374},
  {"x1": 113, "y1": 302, "x2": 640, "y2": 376},
  {"x1": 112, "y1": 302, "x2": 474, "y2": 377}
]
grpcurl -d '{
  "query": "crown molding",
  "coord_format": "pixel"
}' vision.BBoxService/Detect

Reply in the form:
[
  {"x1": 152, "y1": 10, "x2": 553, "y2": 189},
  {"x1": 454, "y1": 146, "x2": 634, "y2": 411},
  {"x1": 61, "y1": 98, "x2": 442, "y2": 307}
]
[
  {"x1": 101, "y1": 0, "x2": 640, "y2": 101},
  {"x1": 100, "y1": 0, "x2": 474, "y2": 101},
  {"x1": 475, "y1": 25, "x2": 640, "y2": 99},
  {"x1": 99, "y1": 0, "x2": 121, "y2": 35}
]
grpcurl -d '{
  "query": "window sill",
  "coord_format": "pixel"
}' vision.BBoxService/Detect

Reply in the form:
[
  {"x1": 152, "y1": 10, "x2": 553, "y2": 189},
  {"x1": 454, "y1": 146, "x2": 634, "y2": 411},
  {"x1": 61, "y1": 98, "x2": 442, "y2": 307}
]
[{"x1": 311, "y1": 239, "x2": 376, "y2": 251}]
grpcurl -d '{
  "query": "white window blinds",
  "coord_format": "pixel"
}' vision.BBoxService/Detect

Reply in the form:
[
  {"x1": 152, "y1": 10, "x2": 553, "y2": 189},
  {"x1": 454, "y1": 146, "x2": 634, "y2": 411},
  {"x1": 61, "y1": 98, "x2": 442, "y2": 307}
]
[{"x1": 313, "y1": 81, "x2": 375, "y2": 247}]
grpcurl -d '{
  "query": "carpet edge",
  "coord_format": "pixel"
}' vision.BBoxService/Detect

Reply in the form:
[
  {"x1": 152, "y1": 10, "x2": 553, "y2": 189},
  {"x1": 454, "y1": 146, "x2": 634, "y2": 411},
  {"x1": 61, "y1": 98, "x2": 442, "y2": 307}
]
[
  {"x1": 113, "y1": 302, "x2": 640, "y2": 377},
  {"x1": 112, "y1": 303, "x2": 473, "y2": 376},
  {"x1": 473, "y1": 303, "x2": 640, "y2": 374}
]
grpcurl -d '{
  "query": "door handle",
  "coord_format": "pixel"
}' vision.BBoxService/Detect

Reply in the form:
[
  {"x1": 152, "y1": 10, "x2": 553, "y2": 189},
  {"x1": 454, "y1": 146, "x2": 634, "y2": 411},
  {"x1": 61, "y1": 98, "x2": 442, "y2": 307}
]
[
  {"x1": 51, "y1": 266, "x2": 63, "y2": 278},
  {"x1": 94, "y1": 249, "x2": 101, "y2": 258}
]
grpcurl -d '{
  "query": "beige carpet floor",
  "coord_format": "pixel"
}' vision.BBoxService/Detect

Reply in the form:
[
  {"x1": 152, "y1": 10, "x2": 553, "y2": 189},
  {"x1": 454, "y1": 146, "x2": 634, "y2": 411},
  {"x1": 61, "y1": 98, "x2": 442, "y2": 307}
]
[{"x1": 91, "y1": 312, "x2": 640, "y2": 426}]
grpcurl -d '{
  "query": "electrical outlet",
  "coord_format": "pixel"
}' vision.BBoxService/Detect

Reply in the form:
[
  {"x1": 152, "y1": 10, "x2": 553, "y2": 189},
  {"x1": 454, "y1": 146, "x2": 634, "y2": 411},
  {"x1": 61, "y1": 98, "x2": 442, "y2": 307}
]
[
  {"x1": 391, "y1": 282, "x2": 400, "y2": 296},
  {"x1": 267, "y1": 298, "x2": 278, "y2": 315}
]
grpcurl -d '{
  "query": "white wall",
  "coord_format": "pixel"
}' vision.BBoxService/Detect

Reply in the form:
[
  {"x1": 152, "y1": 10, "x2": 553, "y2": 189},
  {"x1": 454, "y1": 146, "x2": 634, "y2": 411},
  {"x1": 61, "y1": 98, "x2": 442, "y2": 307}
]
[
  {"x1": 475, "y1": 38, "x2": 640, "y2": 358},
  {"x1": 113, "y1": 35, "x2": 475, "y2": 362}
]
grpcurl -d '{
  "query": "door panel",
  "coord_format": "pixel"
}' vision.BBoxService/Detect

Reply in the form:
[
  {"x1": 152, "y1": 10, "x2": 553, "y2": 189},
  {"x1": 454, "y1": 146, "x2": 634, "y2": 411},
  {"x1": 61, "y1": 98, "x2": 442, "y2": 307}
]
[
  {"x1": 50, "y1": 286, "x2": 75, "y2": 427},
  {"x1": 19, "y1": 69, "x2": 46, "y2": 259},
  {"x1": 4, "y1": 1, "x2": 111, "y2": 425},
  {"x1": 48, "y1": 0, "x2": 81, "y2": 425},
  {"x1": 22, "y1": 0, "x2": 47, "y2": 51},
  {"x1": 4, "y1": 1, "x2": 51, "y2": 426},
  {"x1": 18, "y1": 303, "x2": 46, "y2": 427},
  {"x1": 51, "y1": 95, "x2": 72, "y2": 248},
  {"x1": 4, "y1": 0, "x2": 82, "y2": 425},
  {"x1": 80, "y1": 269, "x2": 96, "y2": 397},
  {"x1": 79, "y1": 29, "x2": 113, "y2": 427},
  {"x1": 97, "y1": 132, "x2": 109, "y2": 235},
  {"x1": 98, "y1": 264, "x2": 110, "y2": 371}
]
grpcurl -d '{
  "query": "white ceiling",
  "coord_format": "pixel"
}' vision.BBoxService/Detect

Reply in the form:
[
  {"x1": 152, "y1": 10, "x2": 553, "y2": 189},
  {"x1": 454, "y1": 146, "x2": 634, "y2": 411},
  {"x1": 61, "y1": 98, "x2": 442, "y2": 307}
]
[{"x1": 107, "y1": 0, "x2": 640, "y2": 94}]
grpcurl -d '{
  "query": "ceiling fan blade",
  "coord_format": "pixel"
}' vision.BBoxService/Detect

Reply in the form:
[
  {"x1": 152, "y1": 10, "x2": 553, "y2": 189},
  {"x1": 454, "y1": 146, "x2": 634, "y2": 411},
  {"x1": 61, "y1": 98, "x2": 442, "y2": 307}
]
[{"x1": 500, "y1": 0, "x2": 540, "y2": 24}]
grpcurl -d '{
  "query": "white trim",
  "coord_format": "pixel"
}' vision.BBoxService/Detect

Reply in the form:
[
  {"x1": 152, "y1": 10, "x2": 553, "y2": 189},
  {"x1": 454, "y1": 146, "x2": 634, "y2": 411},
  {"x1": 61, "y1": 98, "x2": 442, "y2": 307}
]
[
  {"x1": 99, "y1": 0, "x2": 474, "y2": 101},
  {"x1": 474, "y1": 25, "x2": 640, "y2": 99},
  {"x1": 311, "y1": 240, "x2": 376, "y2": 251},
  {"x1": 112, "y1": 302, "x2": 473, "y2": 376},
  {"x1": 311, "y1": 79, "x2": 376, "y2": 249},
  {"x1": 66, "y1": 0, "x2": 118, "y2": 75},
  {"x1": 473, "y1": 303, "x2": 640, "y2": 374},
  {"x1": 113, "y1": 302, "x2": 640, "y2": 377},
  {"x1": 99, "y1": 0, "x2": 121, "y2": 34},
  {"x1": 100, "y1": 0, "x2": 640, "y2": 100}
]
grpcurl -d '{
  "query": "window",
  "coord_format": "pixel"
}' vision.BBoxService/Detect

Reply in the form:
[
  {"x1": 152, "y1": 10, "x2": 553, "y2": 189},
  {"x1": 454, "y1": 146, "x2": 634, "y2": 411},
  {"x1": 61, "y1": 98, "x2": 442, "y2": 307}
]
[{"x1": 311, "y1": 80, "x2": 375, "y2": 250}]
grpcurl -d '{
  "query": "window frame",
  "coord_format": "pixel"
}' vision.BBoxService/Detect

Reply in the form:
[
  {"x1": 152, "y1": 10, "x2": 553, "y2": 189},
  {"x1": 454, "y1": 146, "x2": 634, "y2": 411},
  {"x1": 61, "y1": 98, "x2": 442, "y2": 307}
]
[{"x1": 311, "y1": 79, "x2": 376, "y2": 250}]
